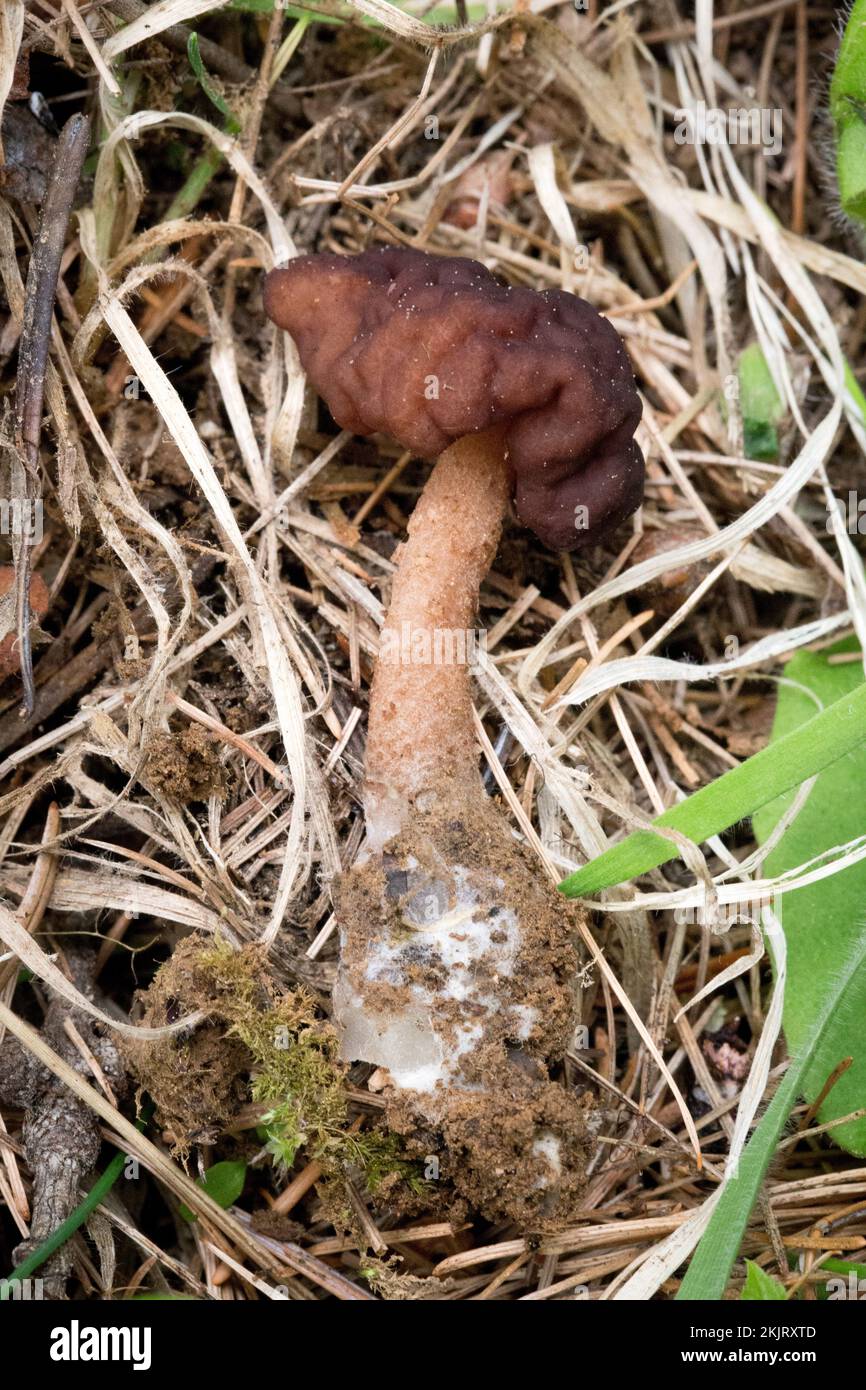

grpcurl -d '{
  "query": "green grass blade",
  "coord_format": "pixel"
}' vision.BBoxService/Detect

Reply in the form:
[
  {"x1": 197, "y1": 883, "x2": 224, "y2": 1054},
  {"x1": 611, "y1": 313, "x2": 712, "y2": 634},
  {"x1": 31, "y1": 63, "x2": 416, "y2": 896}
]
[
  {"x1": 0, "y1": 1105, "x2": 151, "y2": 1301},
  {"x1": 0, "y1": 1148, "x2": 127, "y2": 1300},
  {"x1": 0, "y1": 1100, "x2": 151, "y2": 1295},
  {"x1": 677, "y1": 925, "x2": 866, "y2": 1300},
  {"x1": 558, "y1": 680, "x2": 866, "y2": 898},
  {"x1": 738, "y1": 343, "x2": 784, "y2": 461},
  {"x1": 753, "y1": 640, "x2": 866, "y2": 1156},
  {"x1": 187, "y1": 33, "x2": 241, "y2": 134},
  {"x1": 844, "y1": 357, "x2": 866, "y2": 427}
]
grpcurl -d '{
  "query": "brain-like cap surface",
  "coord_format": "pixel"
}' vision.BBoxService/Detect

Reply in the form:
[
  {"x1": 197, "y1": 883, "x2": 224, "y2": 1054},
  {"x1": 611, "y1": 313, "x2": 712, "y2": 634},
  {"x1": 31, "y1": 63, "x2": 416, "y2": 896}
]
[{"x1": 263, "y1": 247, "x2": 643, "y2": 550}]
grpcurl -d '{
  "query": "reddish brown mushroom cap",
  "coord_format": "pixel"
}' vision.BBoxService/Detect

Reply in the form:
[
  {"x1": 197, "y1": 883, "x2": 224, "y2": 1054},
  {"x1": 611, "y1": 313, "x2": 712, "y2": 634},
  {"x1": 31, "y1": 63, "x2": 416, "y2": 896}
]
[{"x1": 263, "y1": 247, "x2": 644, "y2": 550}]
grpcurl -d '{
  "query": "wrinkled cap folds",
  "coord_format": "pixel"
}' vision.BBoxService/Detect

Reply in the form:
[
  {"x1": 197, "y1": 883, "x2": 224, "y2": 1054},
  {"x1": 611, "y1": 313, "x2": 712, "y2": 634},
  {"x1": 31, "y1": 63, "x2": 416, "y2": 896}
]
[{"x1": 263, "y1": 247, "x2": 644, "y2": 550}]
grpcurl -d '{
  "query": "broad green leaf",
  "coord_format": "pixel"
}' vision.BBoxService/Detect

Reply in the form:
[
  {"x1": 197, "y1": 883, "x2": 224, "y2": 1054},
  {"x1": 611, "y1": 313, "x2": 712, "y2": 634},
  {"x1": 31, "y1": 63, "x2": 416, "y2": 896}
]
[
  {"x1": 678, "y1": 922, "x2": 866, "y2": 1299},
  {"x1": 741, "y1": 1260, "x2": 786, "y2": 1301},
  {"x1": 180, "y1": 1159, "x2": 247, "y2": 1222},
  {"x1": 679, "y1": 641, "x2": 866, "y2": 1299},
  {"x1": 753, "y1": 638, "x2": 866, "y2": 1156},
  {"x1": 831, "y1": 0, "x2": 866, "y2": 228}
]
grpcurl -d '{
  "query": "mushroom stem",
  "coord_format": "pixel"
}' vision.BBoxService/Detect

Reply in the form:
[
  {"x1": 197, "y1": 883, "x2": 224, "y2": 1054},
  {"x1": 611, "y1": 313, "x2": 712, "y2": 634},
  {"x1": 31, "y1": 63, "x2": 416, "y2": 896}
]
[
  {"x1": 364, "y1": 426, "x2": 510, "y2": 850},
  {"x1": 335, "y1": 425, "x2": 594, "y2": 1227}
]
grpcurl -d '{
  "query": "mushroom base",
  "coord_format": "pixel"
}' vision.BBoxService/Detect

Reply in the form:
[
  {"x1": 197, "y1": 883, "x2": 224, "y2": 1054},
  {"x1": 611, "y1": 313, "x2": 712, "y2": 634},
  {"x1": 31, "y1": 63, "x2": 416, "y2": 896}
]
[{"x1": 334, "y1": 782, "x2": 596, "y2": 1228}]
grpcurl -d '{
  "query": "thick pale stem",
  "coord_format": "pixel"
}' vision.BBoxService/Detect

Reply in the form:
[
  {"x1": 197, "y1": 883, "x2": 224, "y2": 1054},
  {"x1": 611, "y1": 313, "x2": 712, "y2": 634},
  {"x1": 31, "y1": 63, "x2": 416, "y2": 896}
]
[
  {"x1": 364, "y1": 427, "x2": 509, "y2": 848},
  {"x1": 338, "y1": 430, "x2": 591, "y2": 1225}
]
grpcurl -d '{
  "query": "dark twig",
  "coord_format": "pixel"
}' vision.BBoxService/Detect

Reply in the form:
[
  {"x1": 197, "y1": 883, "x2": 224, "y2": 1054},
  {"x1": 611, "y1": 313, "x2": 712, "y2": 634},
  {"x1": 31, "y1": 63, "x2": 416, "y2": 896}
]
[
  {"x1": 0, "y1": 950, "x2": 127, "y2": 1299},
  {"x1": 13, "y1": 112, "x2": 89, "y2": 717}
]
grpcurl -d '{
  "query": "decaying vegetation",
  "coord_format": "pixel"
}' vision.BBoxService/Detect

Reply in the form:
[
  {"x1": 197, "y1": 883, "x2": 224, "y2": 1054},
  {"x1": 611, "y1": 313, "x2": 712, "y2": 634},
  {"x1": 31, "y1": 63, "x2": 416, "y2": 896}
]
[{"x1": 1, "y1": 0, "x2": 865, "y2": 1302}]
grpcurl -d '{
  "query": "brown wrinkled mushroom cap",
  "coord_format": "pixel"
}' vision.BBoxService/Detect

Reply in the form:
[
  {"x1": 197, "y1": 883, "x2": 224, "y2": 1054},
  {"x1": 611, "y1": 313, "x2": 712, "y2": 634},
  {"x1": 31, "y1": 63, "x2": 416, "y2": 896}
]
[{"x1": 263, "y1": 247, "x2": 644, "y2": 550}]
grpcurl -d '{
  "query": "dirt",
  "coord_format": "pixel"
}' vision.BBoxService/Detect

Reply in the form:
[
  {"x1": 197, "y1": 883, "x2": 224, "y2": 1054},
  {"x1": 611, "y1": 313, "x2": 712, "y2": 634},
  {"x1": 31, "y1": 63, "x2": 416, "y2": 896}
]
[
  {"x1": 121, "y1": 936, "x2": 253, "y2": 1152},
  {"x1": 387, "y1": 1066, "x2": 595, "y2": 1231},
  {"x1": 128, "y1": 795, "x2": 598, "y2": 1228},
  {"x1": 335, "y1": 784, "x2": 596, "y2": 1230},
  {"x1": 144, "y1": 724, "x2": 226, "y2": 803},
  {"x1": 121, "y1": 936, "x2": 432, "y2": 1222},
  {"x1": 250, "y1": 1208, "x2": 304, "y2": 1243}
]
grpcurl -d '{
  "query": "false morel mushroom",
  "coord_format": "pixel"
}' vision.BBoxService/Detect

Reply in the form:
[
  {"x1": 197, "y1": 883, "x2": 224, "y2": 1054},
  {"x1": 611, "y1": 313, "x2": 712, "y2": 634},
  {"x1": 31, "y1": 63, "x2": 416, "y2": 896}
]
[{"x1": 264, "y1": 248, "x2": 644, "y2": 1225}]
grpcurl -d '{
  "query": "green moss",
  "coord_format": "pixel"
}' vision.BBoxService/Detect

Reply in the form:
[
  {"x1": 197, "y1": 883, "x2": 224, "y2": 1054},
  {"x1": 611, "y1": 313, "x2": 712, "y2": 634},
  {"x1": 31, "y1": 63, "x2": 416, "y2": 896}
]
[{"x1": 194, "y1": 941, "x2": 425, "y2": 1193}]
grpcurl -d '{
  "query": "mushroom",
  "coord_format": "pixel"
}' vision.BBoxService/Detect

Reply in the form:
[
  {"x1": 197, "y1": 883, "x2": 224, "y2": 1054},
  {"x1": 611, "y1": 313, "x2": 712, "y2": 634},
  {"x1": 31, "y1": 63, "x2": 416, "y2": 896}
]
[{"x1": 264, "y1": 247, "x2": 644, "y2": 1225}]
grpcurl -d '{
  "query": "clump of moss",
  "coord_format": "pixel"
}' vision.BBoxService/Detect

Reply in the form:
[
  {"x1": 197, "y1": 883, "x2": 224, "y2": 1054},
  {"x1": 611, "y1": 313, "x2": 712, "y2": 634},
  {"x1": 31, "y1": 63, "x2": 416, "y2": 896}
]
[
  {"x1": 200, "y1": 945, "x2": 347, "y2": 1166},
  {"x1": 122, "y1": 937, "x2": 252, "y2": 1152},
  {"x1": 125, "y1": 934, "x2": 425, "y2": 1198},
  {"x1": 359, "y1": 1257, "x2": 461, "y2": 1301},
  {"x1": 197, "y1": 941, "x2": 426, "y2": 1193}
]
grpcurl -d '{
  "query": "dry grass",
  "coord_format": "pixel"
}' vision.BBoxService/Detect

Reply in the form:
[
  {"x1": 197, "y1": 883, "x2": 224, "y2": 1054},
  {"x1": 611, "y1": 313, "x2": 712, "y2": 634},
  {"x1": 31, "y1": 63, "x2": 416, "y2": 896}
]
[{"x1": 0, "y1": 0, "x2": 864, "y2": 1301}]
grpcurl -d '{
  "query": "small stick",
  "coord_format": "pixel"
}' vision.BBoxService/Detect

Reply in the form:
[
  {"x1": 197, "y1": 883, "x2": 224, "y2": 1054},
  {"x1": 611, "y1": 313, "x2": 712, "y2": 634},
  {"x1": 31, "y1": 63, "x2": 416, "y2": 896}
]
[
  {"x1": 60, "y1": 0, "x2": 121, "y2": 95},
  {"x1": 270, "y1": 1158, "x2": 323, "y2": 1216},
  {"x1": 62, "y1": 1017, "x2": 120, "y2": 1106},
  {"x1": 796, "y1": 1057, "x2": 854, "y2": 1137},
  {"x1": 14, "y1": 112, "x2": 90, "y2": 717}
]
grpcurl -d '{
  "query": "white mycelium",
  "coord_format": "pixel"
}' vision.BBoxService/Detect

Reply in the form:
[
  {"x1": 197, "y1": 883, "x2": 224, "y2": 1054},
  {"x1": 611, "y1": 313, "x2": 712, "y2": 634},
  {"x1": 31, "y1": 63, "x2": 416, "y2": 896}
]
[
  {"x1": 531, "y1": 1134, "x2": 563, "y2": 1190},
  {"x1": 335, "y1": 857, "x2": 537, "y2": 1094}
]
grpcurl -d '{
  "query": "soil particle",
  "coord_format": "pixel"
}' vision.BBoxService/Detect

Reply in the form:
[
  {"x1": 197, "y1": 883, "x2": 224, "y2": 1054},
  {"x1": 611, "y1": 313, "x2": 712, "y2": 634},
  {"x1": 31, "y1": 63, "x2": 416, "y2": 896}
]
[
  {"x1": 387, "y1": 1066, "x2": 594, "y2": 1230},
  {"x1": 250, "y1": 1208, "x2": 304, "y2": 1243},
  {"x1": 144, "y1": 723, "x2": 226, "y2": 803},
  {"x1": 121, "y1": 937, "x2": 252, "y2": 1151}
]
